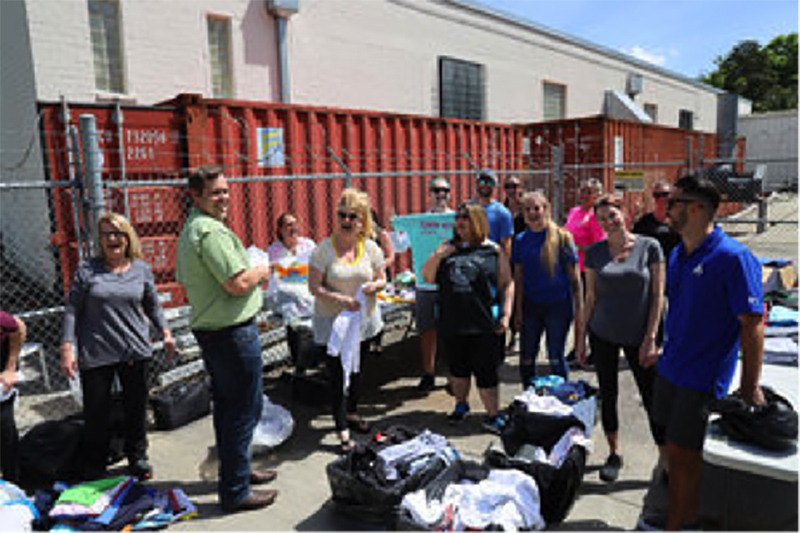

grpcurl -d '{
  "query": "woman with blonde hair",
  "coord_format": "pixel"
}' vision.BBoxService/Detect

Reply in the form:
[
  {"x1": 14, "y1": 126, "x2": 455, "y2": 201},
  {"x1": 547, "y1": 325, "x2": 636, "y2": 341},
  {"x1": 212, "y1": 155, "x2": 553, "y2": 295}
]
[
  {"x1": 309, "y1": 189, "x2": 386, "y2": 452},
  {"x1": 422, "y1": 203, "x2": 514, "y2": 434},
  {"x1": 513, "y1": 191, "x2": 583, "y2": 385},
  {"x1": 61, "y1": 212, "x2": 175, "y2": 480}
]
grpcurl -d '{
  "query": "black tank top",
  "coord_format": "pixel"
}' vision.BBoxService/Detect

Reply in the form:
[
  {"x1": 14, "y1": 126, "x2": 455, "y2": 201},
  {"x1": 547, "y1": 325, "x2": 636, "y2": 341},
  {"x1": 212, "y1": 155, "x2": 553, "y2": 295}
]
[{"x1": 436, "y1": 243, "x2": 500, "y2": 336}]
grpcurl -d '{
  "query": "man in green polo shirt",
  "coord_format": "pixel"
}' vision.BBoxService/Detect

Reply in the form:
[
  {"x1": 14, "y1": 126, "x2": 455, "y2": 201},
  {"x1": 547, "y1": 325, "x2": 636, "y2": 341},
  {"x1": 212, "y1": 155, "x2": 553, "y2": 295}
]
[{"x1": 176, "y1": 166, "x2": 278, "y2": 513}]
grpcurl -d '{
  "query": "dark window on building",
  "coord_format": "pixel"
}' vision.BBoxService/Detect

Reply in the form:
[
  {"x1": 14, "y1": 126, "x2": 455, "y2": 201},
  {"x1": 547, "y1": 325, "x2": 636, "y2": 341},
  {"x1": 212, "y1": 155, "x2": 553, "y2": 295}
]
[
  {"x1": 439, "y1": 57, "x2": 484, "y2": 121},
  {"x1": 679, "y1": 109, "x2": 694, "y2": 130},
  {"x1": 644, "y1": 103, "x2": 658, "y2": 123}
]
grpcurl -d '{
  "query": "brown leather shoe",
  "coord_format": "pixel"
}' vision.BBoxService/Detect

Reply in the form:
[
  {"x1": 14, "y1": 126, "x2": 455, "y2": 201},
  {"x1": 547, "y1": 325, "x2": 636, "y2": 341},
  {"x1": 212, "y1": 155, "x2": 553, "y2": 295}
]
[
  {"x1": 229, "y1": 489, "x2": 278, "y2": 512},
  {"x1": 250, "y1": 469, "x2": 278, "y2": 485}
]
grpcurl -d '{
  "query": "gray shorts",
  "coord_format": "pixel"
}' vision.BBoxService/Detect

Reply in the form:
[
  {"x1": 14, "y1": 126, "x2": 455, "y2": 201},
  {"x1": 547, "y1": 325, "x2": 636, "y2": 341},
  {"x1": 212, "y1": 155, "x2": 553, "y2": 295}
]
[
  {"x1": 415, "y1": 288, "x2": 438, "y2": 333},
  {"x1": 652, "y1": 372, "x2": 714, "y2": 451}
]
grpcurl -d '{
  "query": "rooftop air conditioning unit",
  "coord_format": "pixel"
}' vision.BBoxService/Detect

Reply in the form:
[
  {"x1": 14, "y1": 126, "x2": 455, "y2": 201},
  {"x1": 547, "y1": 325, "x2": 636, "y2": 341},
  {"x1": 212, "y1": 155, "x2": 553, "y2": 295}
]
[{"x1": 627, "y1": 73, "x2": 643, "y2": 98}]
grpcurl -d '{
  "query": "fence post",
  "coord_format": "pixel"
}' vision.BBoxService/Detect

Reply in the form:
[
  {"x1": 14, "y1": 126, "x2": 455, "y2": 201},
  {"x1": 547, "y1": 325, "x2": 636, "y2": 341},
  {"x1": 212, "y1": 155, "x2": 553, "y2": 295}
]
[
  {"x1": 79, "y1": 114, "x2": 105, "y2": 254},
  {"x1": 757, "y1": 198, "x2": 767, "y2": 234},
  {"x1": 552, "y1": 145, "x2": 564, "y2": 223},
  {"x1": 698, "y1": 135, "x2": 704, "y2": 171},
  {"x1": 114, "y1": 102, "x2": 130, "y2": 220},
  {"x1": 686, "y1": 136, "x2": 693, "y2": 173},
  {"x1": 60, "y1": 97, "x2": 86, "y2": 262}
]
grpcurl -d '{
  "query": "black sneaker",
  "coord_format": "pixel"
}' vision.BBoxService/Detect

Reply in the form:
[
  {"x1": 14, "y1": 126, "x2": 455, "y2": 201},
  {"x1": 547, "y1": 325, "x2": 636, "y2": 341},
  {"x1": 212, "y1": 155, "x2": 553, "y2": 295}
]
[
  {"x1": 599, "y1": 453, "x2": 623, "y2": 483},
  {"x1": 637, "y1": 513, "x2": 702, "y2": 531},
  {"x1": 128, "y1": 458, "x2": 153, "y2": 481},
  {"x1": 416, "y1": 374, "x2": 435, "y2": 392}
]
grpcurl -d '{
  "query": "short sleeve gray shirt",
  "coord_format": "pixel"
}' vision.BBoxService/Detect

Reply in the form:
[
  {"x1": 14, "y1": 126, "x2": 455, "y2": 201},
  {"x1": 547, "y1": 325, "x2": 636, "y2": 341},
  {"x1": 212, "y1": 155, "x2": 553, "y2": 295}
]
[{"x1": 585, "y1": 235, "x2": 664, "y2": 346}]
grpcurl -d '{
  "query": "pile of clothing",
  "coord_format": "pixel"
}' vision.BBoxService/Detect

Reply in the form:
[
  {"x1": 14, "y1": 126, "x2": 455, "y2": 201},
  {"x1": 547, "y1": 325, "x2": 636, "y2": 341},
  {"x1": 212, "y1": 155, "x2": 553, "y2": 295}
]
[
  {"x1": 398, "y1": 460, "x2": 546, "y2": 531},
  {"x1": 1, "y1": 476, "x2": 196, "y2": 531},
  {"x1": 327, "y1": 426, "x2": 459, "y2": 525},
  {"x1": 761, "y1": 257, "x2": 798, "y2": 366}
]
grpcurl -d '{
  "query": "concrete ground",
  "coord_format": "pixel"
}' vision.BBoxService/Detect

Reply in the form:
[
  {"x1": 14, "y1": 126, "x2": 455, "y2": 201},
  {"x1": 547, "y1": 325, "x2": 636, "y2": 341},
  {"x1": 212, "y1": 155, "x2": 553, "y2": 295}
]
[{"x1": 141, "y1": 334, "x2": 664, "y2": 532}]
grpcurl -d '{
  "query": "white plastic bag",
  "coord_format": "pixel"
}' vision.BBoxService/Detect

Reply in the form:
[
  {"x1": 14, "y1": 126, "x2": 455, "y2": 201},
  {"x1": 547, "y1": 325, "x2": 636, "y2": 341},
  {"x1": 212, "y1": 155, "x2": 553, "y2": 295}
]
[{"x1": 252, "y1": 395, "x2": 294, "y2": 448}]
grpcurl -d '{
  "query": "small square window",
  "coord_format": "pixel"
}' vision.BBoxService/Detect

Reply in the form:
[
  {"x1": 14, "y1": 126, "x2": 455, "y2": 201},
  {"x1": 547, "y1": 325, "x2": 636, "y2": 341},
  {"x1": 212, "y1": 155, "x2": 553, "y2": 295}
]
[
  {"x1": 208, "y1": 17, "x2": 233, "y2": 98},
  {"x1": 439, "y1": 57, "x2": 484, "y2": 121},
  {"x1": 88, "y1": 0, "x2": 125, "y2": 93},
  {"x1": 543, "y1": 82, "x2": 566, "y2": 121}
]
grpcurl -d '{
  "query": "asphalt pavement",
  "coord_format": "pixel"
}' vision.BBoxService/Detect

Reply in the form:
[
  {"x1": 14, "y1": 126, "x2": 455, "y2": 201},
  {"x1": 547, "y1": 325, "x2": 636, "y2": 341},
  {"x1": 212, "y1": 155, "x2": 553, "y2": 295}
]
[{"x1": 142, "y1": 333, "x2": 664, "y2": 532}]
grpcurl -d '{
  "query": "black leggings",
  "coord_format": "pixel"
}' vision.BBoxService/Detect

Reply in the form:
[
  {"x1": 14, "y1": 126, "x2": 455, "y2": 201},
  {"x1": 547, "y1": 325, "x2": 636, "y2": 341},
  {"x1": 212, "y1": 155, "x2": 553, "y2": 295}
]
[
  {"x1": 322, "y1": 340, "x2": 372, "y2": 432},
  {"x1": 589, "y1": 330, "x2": 658, "y2": 442},
  {"x1": 0, "y1": 397, "x2": 18, "y2": 482},
  {"x1": 81, "y1": 361, "x2": 149, "y2": 474}
]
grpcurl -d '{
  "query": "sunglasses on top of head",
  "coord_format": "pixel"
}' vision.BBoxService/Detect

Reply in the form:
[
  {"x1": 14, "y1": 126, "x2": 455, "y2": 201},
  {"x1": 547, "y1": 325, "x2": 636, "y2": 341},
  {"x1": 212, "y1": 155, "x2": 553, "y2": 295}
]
[{"x1": 337, "y1": 211, "x2": 359, "y2": 222}]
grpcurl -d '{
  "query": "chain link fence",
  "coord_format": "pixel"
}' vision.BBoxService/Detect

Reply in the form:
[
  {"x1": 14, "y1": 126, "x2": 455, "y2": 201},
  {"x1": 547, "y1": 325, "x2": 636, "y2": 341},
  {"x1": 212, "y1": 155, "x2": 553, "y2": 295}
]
[{"x1": 1, "y1": 108, "x2": 797, "y2": 434}]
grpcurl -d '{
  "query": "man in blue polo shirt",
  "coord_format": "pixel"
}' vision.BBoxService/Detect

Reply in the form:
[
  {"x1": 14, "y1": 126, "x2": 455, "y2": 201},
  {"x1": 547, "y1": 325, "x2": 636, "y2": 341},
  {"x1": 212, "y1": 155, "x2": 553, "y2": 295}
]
[
  {"x1": 642, "y1": 175, "x2": 765, "y2": 531},
  {"x1": 473, "y1": 170, "x2": 514, "y2": 256}
]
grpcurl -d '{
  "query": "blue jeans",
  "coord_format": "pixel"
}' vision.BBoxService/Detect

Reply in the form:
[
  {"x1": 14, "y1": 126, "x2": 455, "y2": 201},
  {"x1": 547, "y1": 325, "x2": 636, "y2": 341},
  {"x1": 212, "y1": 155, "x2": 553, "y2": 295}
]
[
  {"x1": 193, "y1": 319, "x2": 264, "y2": 510},
  {"x1": 520, "y1": 297, "x2": 573, "y2": 384}
]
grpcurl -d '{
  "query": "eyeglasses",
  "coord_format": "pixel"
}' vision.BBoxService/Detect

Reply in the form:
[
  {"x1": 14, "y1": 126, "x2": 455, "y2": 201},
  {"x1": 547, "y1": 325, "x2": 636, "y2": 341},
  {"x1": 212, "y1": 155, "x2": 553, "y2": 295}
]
[
  {"x1": 653, "y1": 191, "x2": 670, "y2": 199},
  {"x1": 667, "y1": 197, "x2": 695, "y2": 209},
  {"x1": 455, "y1": 212, "x2": 470, "y2": 220},
  {"x1": 430, "y1": 187, "x2": 451, "y2": 195},
  {"x1": 100, "y1": 230, "x2": 126, "y2": 239},
  {"x1": 337, "y1": 211, "x2": 360, "y2": 222}
]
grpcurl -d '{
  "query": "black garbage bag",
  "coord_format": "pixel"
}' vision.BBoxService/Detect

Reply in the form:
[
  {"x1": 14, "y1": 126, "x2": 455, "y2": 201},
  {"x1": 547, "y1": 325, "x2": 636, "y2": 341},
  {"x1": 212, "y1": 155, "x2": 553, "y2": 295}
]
[
  {"x1": 501, "y1": 400, "x2": 586, "y2": 456},
  {"x1": 326, "y1": 425, "x2": 454, "y2": 525},
  {"x1": 19, "y1": 416, "x2": 85, "y2": 485},
  {"x1": 709, "y1": 385, "x2": 798, "y2": 451},
  {"x1": 484, "y1": 442, "x2": 586, "y2": 525}
]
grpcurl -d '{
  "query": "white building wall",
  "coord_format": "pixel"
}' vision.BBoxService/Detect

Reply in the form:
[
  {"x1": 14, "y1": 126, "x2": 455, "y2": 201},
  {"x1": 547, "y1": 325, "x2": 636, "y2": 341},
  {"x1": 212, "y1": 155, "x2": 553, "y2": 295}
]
[
  {"x1": 27, "y1": 0, "x2": 280, "y2": 104},
  {"x1": 739, "y1": 110, "x2": 799, "y2": 191},
  {"x1": 25, "y1": 0, "x2": 718, "y2": 128},
  {"x1": 289, "y1": 0, "x2": 719, "y2": 130}
]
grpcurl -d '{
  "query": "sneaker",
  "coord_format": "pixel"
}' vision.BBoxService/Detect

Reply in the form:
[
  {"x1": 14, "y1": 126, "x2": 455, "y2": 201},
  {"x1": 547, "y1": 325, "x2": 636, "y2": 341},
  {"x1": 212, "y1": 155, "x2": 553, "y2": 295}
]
[
  {"x1": 128, "y1": 458, "x2": 153, "y2": 481},
  {"x1": 447, "y1": 402, "x2": 470, "y2": 423},
  {"x1": 599, "y1": 453, "x2": 623, "y2": 483},
  {"x1": 637, "y1": 514, "x2": 666, "y2": 531},
  {"x1": 482, "y1": 414, "x2": 508, "y2": 435},
  {"x1": 637, "y1": 514, "x2": 702, "y2": 531},
  {"x1": 416, "y1": 374, "x2": 435, "y2": 392}
]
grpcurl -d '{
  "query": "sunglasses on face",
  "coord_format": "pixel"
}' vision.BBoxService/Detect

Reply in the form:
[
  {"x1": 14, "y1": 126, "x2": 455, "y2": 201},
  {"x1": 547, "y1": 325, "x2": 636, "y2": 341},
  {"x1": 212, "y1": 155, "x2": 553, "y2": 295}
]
[
  {"x1": 653, "y1": 191, "x2": 670, "y2": 199},
  {"x1": 477, "y1": 178, "x2": 495, "y2": 187},
  {"x1": 504, "y1": 183, "x2": 520, "y2": 190},
  {"x1": 667, "y1": 197, "x2": 695, "y2": 209},
  {"x1": 100, "y1": 230, "x2": 126, "y2": 239},
  {"x1": 337, "y1": 211, "x2": 360, "y2": 222},
  {"x1": 430, "y1": 187, "x2": 451, "y2": 195}
]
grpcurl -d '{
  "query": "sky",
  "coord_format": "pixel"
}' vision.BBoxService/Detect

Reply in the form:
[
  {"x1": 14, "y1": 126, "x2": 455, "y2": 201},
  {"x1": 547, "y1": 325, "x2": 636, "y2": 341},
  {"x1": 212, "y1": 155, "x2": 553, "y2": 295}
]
[{"x1": 484, "y1": 0, "x2": 798, "y2": 79}]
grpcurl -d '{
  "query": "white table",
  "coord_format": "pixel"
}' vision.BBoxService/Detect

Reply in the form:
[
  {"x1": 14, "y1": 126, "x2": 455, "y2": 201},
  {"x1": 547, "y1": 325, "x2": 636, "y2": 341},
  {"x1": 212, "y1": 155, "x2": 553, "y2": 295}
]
[
  {"x1": 700, "y1": 361, "x2": 798, "y2": 530},
  {"x1": 703, "y1": 362, "x2": 798, "y2": 481}
]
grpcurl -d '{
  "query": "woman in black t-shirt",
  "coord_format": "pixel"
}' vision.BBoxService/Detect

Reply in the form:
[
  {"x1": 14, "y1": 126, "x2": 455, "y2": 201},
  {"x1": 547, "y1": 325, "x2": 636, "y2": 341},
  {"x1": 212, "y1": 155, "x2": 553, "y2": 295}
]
[{"x1": 422, "y1": 204, "x2": 514, "y2": 435}]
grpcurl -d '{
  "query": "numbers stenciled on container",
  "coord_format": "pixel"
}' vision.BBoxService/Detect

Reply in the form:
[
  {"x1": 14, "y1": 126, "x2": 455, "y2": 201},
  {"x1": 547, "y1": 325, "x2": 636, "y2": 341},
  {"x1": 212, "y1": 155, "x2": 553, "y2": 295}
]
[{"x1": 125, "y1": 128, "x2": 168, "y2": 162}]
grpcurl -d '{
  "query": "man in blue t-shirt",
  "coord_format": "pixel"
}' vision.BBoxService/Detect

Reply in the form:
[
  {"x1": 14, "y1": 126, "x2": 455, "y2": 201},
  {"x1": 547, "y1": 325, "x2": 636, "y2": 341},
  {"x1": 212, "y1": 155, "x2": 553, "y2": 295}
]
[
  {"x1": 473, "y1": 170, "x2": 514, "y2": 256},
  {"x1": 643, "y1": 175, "x2": 765, "y2": 531}
]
